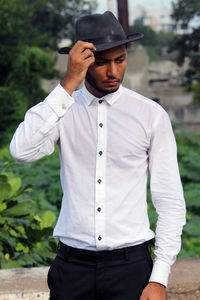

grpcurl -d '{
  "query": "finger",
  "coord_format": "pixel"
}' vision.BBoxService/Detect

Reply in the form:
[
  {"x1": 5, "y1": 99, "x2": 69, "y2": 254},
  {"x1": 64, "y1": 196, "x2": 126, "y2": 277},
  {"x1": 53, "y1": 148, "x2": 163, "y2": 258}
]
[
  {"x1": 81, "y1": 49, "x2": 94, "y2": 60},
  {"x1": 75, "y1": 40, "x2": 96, "y2": 52},
  {"x1": 83, "y1": 55, "x2": 95, "y2": 68}
]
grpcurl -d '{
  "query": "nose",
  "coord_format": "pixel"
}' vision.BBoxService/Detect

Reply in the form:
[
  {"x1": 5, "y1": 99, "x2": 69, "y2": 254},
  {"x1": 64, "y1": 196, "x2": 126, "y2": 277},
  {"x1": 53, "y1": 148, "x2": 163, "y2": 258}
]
[{"x1": 107, "y1": 62, "x2": 118, "y2": 78}]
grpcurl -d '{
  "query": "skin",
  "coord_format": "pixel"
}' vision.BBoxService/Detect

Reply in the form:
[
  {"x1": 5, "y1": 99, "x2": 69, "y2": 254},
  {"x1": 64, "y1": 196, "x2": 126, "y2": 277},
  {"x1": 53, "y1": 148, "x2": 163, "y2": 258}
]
[
  {"x1": 85, "y1": 45, "x2": 127, "y2": 97},
  {"x1": 61, "y1": 40, "x2": 96, "y2": 95},
  {"x1": 60, "y1": 40, "x2": 127, "y2": 97},
  {"x1": 60, "y1": 40, "x2": 167, "y2": 300},
  {"x1": 140, "y1": 282, "x2": 167, "y2": 300}
]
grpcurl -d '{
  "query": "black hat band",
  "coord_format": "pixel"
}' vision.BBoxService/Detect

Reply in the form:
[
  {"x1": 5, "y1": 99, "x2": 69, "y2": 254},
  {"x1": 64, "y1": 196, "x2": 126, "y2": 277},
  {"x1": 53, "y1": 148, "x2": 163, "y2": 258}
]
[{"x1": 82, "y1": 34, "x2": 126, "y2": 45}]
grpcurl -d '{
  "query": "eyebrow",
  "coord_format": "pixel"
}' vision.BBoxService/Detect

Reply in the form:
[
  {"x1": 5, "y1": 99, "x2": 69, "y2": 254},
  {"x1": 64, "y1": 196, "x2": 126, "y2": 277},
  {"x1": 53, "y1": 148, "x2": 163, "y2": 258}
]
[{"x1": 95, "y1": 54, "x2": 126, "y2": 62}]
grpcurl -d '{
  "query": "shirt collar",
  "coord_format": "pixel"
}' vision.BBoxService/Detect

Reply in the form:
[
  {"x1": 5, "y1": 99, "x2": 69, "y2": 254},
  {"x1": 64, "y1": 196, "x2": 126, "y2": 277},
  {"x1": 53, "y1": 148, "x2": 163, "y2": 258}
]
[{"x1": 81, "y1": 83, "x2": 122, "y2": 106}]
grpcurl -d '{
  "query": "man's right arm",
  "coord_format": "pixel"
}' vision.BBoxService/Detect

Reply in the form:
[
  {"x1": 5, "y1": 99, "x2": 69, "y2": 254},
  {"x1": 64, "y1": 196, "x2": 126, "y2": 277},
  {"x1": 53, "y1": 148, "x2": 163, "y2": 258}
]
[
  {"x1": 10, "y1": 85, "x2": 74, "y2": 162},
  {"x1": 10, "y1": 41, "x2": 96, "y2": 162}
]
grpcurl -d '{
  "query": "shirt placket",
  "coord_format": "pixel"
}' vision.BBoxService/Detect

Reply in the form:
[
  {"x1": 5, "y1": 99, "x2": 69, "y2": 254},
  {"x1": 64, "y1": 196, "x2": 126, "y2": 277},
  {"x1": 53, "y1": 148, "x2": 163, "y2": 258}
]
[{"x1": 95, "y1": 99, "x2": 107, "y2": 249}]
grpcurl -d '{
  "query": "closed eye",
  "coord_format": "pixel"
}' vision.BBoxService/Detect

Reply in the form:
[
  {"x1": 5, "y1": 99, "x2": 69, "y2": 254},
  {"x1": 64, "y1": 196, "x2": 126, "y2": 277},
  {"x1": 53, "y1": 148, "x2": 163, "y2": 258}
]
[
  {"x1": 116, "y1": 58, "x2": 125, "y2": 63},
  {"x1": 115, "y1": 55, "x2": 126, "y2": 63},
  {"x1": 95, "y1": 54, "x2": 126, "y2": 66}
]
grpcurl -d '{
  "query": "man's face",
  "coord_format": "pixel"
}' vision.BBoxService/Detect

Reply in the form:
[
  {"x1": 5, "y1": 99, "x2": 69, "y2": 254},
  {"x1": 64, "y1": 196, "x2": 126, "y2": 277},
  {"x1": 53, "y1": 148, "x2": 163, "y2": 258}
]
[{"x1": 85, "y1": 45, "x2": 127, "y2": 97}]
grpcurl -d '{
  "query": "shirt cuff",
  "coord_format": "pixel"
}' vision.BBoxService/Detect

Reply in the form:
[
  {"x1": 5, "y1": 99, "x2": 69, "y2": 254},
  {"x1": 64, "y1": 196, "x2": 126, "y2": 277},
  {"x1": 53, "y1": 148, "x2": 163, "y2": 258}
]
[
  {"x1": 44, "y1": 84, "x2": 74, "y2": 117},
  {"x1": 149, "y1": 259, "x2": 171, "y2": 287}
]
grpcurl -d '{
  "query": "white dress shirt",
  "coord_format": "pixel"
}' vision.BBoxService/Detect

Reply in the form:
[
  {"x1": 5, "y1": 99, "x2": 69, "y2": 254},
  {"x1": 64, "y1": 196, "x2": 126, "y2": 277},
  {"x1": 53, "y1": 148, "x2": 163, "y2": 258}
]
[{"x1": 10, "y1": 83, "x2": 186, "y2": 286}]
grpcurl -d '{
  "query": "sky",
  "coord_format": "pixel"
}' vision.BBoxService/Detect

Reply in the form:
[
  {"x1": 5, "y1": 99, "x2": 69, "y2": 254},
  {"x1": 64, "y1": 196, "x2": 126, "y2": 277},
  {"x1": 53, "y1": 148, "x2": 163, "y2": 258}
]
[
  {"x1": 95, "y1": 0, "x2": 174, "y2": 25},
  {"x1": 95, "y1": 0, "x2": 173, "y2": 14}
]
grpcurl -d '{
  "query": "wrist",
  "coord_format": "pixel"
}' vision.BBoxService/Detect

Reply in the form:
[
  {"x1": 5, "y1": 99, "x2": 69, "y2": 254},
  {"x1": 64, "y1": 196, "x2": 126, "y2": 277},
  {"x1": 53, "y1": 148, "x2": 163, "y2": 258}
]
[
  {"x1": 60, "y1": 76, "x2": 79, "y2": 95},
  {"x1": 149, "y1": 282, "x2": 166, "y2": 288}
]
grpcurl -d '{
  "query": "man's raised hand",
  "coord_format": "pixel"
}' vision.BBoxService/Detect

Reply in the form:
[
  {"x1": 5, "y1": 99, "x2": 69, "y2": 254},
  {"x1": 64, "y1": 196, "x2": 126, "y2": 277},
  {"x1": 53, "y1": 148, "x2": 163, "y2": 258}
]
[{"x1": 61, "y1": 40, "x2": 96, "y2": 95}]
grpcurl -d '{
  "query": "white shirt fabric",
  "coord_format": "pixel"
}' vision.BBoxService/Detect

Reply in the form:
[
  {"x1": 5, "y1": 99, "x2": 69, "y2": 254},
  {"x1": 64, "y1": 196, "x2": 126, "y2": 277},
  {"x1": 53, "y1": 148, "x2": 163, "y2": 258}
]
[{"x1": 10, "y1": 83, "x2": 186, "y2": 286}]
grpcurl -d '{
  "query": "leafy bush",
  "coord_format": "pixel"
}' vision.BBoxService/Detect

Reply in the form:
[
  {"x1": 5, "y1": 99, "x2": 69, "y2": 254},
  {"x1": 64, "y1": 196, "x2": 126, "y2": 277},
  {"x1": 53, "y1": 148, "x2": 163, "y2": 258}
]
[
  {"x1": 171, "y1": 0, "x2": 200, "y2": 104},
  {"x1": 176, "y1": 131, "x2": 200, "y2": 257},
  {"x1": 0, "y1": 163, "x2": 58, "y2": 268},
  {"x1": 185, "y1": 82, "x2": 200, "y2": 104},
  {"x1": 0, "y1": 146, "x2": 61, "y2": 211},
  {"x1": 144, "y1": 46, "x2": 161, "y2": 62},
  {"x1": 0, "y1": 47, "x2": 58, "y2": 146},
  {"x1": 0, "y1": 0, "x2": 97, "y2": 146},
  {"x1": 148, "y1": 131, "x2": 200, "y2": 258}
]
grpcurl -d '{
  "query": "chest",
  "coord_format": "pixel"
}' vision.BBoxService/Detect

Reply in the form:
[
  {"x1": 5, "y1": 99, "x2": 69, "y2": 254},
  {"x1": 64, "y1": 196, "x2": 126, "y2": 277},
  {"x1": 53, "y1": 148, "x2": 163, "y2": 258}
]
[{"x1": 58, "y1": 103, "x2": 150, "y2": 162}]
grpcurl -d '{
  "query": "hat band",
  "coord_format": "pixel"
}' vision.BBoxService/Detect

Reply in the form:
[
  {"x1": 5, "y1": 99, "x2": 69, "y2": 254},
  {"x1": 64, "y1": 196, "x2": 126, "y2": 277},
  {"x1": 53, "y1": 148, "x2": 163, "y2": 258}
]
[{"x1": 80, "y1": 34, "x2": 127, "y2": 45}]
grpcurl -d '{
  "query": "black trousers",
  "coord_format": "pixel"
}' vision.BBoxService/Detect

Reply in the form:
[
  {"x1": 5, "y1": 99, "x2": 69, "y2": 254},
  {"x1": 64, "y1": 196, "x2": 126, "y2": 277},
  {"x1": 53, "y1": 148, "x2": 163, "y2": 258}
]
[{"x1": 48, "y1": 241, "x2": 153, "y2": 300}]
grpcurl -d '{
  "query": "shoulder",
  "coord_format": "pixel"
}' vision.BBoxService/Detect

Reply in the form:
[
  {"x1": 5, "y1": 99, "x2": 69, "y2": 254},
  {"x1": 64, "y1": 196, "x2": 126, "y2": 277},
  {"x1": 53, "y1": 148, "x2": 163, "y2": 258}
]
[
  {"x1": 120, "y1": 86, "x2": 166, "y2": 115},
  {"x1": 120, "y1": 86, "x2": 172, "y2": 135}
]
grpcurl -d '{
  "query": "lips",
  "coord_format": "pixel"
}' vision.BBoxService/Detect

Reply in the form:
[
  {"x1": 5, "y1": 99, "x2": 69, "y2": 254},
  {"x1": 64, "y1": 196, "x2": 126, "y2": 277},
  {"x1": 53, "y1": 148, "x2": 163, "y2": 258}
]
[{"x1": 104, "y1": 80, "x2": 120, "y2": 86}]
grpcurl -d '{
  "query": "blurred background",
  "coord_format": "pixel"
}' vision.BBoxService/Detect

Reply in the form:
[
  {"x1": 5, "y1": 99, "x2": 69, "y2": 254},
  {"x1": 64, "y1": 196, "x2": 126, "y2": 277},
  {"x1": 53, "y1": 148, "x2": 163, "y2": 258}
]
[{"x1": 0, "y1": 0, "x2": 200, "y2": 269}]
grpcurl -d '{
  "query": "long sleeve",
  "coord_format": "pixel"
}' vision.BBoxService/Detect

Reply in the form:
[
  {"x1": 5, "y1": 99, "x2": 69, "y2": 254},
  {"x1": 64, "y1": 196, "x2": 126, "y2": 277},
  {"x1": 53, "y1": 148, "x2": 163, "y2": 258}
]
[
  {"x1": 148, "y1": 110, "x2": 186, "y2": 286},
  {"x1": 10, "y1": 84, "x2": 74, "y2": 162}
]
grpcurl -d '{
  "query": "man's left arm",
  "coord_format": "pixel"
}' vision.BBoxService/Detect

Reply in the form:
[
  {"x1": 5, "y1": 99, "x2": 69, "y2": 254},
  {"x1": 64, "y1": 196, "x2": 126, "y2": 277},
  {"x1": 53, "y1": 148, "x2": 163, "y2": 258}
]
[{"x1": 140, "y1": 110, "x2": 186, "y2": 300}]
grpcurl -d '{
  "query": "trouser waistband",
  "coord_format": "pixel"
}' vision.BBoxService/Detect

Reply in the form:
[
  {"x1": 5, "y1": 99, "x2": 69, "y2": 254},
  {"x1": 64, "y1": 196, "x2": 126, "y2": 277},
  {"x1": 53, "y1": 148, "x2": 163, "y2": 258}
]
[{"x1": 58, "y1": 241, "x2": 150, "y2": 265}]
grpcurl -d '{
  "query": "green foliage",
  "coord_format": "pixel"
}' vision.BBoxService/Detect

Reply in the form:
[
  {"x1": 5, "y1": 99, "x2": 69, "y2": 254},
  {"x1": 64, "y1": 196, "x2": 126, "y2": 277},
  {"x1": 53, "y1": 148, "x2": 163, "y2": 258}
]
[
  {"x1": 0, "y1": 0, "x2": 97, "y2": 146},
  {"x1": 147, "y1": 130, "x2": 200, "y2": 258},
  {"x1": 0, "y1": 146, "x2": 61, "y2": 211},
  {"x1": 11, "y1": 47, "x2": 58, "y2": 105},
  {"x1": 176, "y1": 131, "x2": 200, "y2": 183},
  {"x1": 0, "y1": 0, "x2": 97, "y2": 85},
  {"x1": 145, "y1": 47, "x2": 160, "y2": 62},
  {"x1": 131, "y1": 24, "x2": 158, "y2": 47},
  {"x1": 0, "y1": 47, "x2": 58, "y2": 145},
  {"x1": 175, "y1": 131, "x2": 200, "y2": 257},
  {"x1": 0, "y1": 163, "x2": 58, "y2": 268},
  {"x1": 156, "y1": 30, "x2": 176, "y2": 48},
  {"x1": 185, "y1": 82, "x2": 200, "y2": 104},
  {"x1": 130, "y1": 24, "x2": 176, "y2": 62},
  {"x1": 171, "y1": 0, "x2": 200, "y2": 26},
  {"x1": 171, "y1": 0, "x2": 200, "y2": 103},
  {"x1": 0, "y1": 0, "x2": 97, "y2": 62},
  {"x1": 192, "y1": 82, "x2": 200, "y2": 104}
]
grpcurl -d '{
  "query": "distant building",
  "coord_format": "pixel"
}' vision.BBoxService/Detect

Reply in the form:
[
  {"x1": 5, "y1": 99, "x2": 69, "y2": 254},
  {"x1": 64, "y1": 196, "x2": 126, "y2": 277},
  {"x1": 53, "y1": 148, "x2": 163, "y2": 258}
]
[{"x1": 130, "y1": 5, "x2": 190, "y2": 35}]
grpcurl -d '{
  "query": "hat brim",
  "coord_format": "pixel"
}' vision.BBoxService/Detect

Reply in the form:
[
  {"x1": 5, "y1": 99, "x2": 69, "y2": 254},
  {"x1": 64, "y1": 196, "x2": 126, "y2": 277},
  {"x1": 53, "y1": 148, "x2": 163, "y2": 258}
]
[{"x1": 58, "y1": 32, "x2": 144, "y2": 55}]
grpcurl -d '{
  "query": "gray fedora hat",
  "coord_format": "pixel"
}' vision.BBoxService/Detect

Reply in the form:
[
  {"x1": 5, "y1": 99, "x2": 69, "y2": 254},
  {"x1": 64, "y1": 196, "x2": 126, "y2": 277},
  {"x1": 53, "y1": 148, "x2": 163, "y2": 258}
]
[{"x1": 58, "y1": 11, "x2": 144, "y2": 54}]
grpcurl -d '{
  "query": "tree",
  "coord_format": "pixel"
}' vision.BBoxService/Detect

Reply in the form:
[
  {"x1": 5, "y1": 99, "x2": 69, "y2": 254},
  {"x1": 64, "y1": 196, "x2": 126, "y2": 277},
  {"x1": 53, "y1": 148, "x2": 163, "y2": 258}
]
[
  {"x1": 130, "y1": 24, "x2": 158, "y2": 47},
  {"x1": 130, "y1": 24, "x2": 175, "y2": 62},
  {"x1": 171, "y1": 0, "x2": 200, "y2": 103},
  {"x1": 0, "y1": 0, "x2": 97, "y2": 145},
  {"x1": 156, "y1": 31, "x2": 176, "y2": 48}
]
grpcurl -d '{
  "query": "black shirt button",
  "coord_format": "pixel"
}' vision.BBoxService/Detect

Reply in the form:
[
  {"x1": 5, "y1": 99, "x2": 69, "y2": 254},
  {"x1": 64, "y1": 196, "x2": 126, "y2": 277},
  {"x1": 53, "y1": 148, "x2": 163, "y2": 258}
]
[
  {"x1": 98, "y1": 236, "x2": 102, "y2": 241},
  {"x1": 97, "y1": 207, "x2": 101, "y2": 212},
  {"x1": 98, "y1": 179, "x2": 101, "y2": 184},
  {"x1": 99, "y1": 151, "x2": 103, "y2": 156},
  {"x1": 99, "y1": 123, "x2": 103, "y2": 128},
  {"x1": 99, "y1": 100, "x2": 103, "y2": 104}
]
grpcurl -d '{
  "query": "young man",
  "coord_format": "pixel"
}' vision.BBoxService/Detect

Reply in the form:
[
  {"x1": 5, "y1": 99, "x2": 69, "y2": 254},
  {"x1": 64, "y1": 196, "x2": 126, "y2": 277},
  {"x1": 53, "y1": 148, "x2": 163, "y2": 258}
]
[{"x1": 10, "y1": 11, "x2": 186, "y2": 300}]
